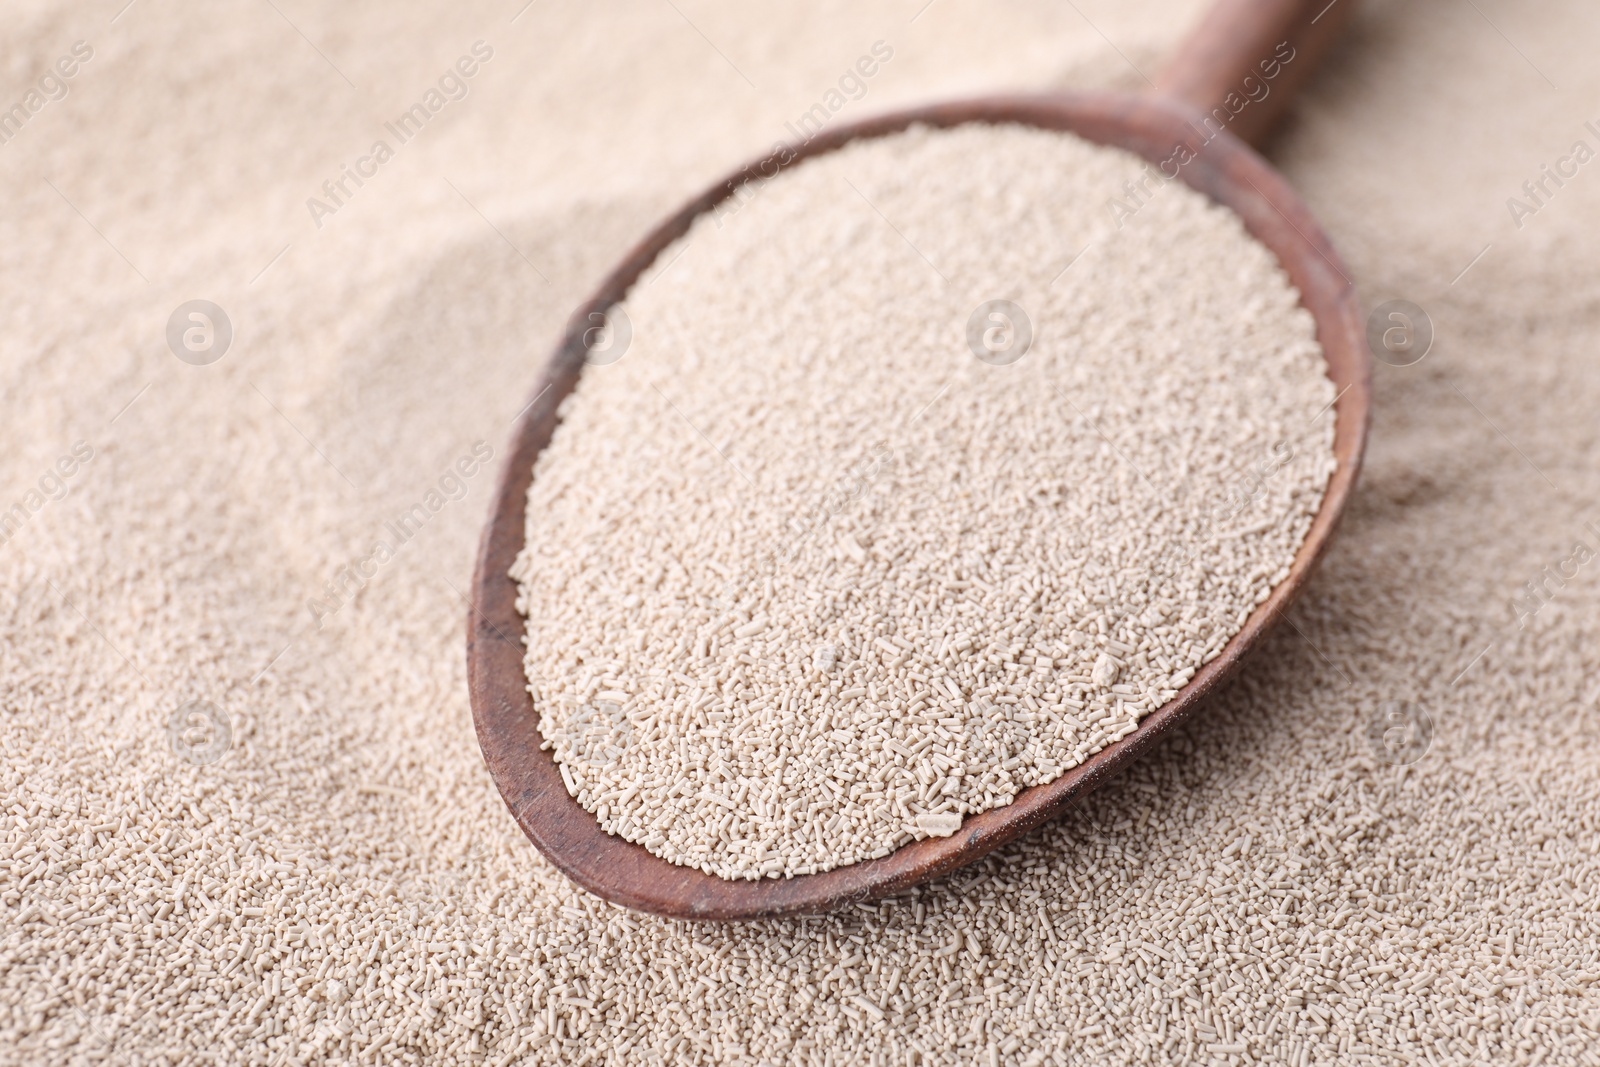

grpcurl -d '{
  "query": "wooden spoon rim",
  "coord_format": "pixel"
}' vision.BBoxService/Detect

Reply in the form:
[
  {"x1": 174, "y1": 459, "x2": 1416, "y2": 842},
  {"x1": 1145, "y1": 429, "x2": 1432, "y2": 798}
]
[{"x1": 468, "y1": 89, "x2": 1371, "y2": 921}]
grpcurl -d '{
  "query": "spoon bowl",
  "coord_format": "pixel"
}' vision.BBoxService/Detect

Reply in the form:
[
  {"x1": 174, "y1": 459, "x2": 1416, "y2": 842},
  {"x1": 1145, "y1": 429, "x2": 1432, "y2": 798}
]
[{"x1": 468, "y1": 81, "x2": 1370, "y2": 920}]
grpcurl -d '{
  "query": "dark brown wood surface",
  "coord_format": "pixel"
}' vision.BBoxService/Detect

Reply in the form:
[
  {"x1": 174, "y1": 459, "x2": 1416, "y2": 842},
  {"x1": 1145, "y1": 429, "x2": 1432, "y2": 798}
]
[
  {"x1": 468, "y1": 90, "x2": 1371, "y2": 921},
  {"x1": 1156, "y1": 0, "x2": 1359, "y2": 147}
]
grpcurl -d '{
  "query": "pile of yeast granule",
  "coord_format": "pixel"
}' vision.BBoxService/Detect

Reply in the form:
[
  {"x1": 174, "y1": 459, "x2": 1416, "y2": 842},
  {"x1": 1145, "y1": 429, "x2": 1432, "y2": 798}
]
[
  {"x1": 10, "y1": 0, "x2": 1600, "y2": 1065},
  {"x1": 513, "y1": 122, "x2": 1337, "y2": 879}
]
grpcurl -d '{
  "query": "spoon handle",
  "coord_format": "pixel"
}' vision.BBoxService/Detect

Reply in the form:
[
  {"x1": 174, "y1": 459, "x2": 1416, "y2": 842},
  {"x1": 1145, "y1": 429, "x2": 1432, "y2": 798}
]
[{"x1": 1153, "y1": 0, "x2": 1358, "y2": 147}]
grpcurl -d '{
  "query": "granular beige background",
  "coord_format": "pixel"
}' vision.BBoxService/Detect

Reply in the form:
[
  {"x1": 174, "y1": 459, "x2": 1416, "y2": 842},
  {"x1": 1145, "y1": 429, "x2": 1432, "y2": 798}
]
[{"x1": 3, "y1": 0, "x2": 1600, "y2": 1064}]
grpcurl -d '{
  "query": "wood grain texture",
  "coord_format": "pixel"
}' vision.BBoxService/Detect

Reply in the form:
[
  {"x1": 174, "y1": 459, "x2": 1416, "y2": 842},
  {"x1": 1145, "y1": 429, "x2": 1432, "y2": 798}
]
[{"x1": 468, "y1": 91, "x2": 1371, "y2": 921}]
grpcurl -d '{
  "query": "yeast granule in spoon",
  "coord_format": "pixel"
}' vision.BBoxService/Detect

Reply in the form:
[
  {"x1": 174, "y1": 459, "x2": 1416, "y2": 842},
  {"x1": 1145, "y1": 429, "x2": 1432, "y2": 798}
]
[{"x1": 512, "y1": 122, "x2": 1336, "y2": 880}]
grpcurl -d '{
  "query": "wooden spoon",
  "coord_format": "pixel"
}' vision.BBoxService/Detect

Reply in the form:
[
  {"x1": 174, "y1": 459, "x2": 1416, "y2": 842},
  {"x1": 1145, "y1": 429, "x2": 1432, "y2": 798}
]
[{"x1": 469, "y1": 0, "x2": 1370, "y2": 921}]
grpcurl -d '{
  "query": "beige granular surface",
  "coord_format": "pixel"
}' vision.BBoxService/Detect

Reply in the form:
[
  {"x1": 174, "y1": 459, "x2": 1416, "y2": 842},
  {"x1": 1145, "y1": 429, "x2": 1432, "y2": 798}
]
[
  {"x1": 6, "y1": 1, "x2": 1600, "y2": 1065},
  {"x1": 513, "y1": 122, "x2": 1336, "y2": 879}
]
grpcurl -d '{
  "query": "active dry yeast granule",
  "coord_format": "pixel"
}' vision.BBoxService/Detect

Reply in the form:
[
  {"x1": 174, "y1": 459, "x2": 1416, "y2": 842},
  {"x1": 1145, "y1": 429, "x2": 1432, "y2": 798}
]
[
  {"x1": 512, "y1": 122, "x2": 1337, "y2": 879},
  {"x1": 11, "y1": 5, "x2": 1600, "y2": 1066}
]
